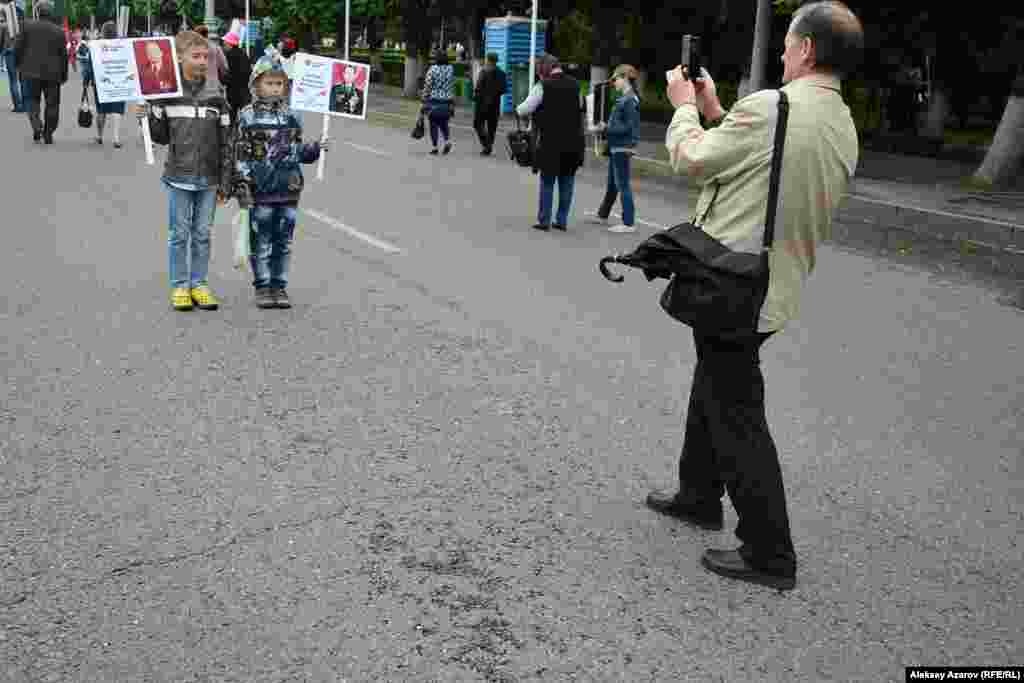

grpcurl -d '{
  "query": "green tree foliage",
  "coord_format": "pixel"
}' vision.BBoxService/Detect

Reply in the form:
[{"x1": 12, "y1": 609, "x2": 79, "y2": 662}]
[
  {"x1": 552, "y1": 9, "x2": 590, "y2": 65},
  {"x1": 267, "y1": 0, "x2": 336, "y2": 48}
]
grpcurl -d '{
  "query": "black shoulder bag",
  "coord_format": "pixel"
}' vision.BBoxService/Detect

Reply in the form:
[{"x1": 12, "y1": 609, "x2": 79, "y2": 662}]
[
  {"x1": 77, "y1": 87, "x2": 93, "y2": 128},
  {"x1": 658, "y1": 90, "x2": 789, "y2": 338}
]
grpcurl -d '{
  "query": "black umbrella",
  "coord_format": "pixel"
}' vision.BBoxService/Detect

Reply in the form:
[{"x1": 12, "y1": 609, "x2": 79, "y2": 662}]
[
  {"x1": 598, "y1": 224, "x2": 765, "y2": 284},
  {"x1": 598, "y1": 228, "x2": 691, "y2": 284}
]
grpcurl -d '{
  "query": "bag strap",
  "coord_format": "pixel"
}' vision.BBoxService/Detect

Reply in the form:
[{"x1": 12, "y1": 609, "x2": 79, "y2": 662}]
[
  {"x1": 762, "y1": 90, "x2": 790, "y2": 250},
  {"x1": 696, "y1": 182, "x2": 720, "y2": 226}
]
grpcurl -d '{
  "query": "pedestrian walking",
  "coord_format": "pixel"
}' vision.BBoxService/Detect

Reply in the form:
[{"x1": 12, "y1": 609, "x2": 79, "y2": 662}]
[
  {"x1": 0, "y1": 3, "x2": 20, "y2": 111},
  {"x1": 420, "y1": 49, "x2": 455, "y2": 155},
  {"x1": 91, "y1": 21, "x2": 125, "y2": 147},
  {"x1": 140, "y1": 29, "x2": 232, "y2": 312},
  {"x1": 515, "y1": 53, "x2": 585, "y2": 232},
  {"x1": 222, "y1": 30, "x2": 251, "y2": 126},
  {"x1": 14, "y1": 0, "x2": 67, "y2": 144},
  {"x1": 0, "y1": 0, "x2": 25, "y2": 112},
  {"x1": 645, "y1": 0, "x2": 864, "y2": 591},
  {"x1": 231, "y1": 54, "x2": 328, "y2": 309},
  {"x1": 472, "y1": 52, "x2": 506, "y2": 156},
  {"x1": 589, "y1": 64, "x2": 641, "y2": 233}
]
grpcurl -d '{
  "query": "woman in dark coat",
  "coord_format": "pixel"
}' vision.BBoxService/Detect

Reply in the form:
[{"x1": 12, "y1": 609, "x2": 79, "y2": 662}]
[
  {"x1": 93, "y1": 21, "x2": 125, "y2": 147},
  {"x1": 222, "y1": 30, "x2": 252, "y2": 125},
  {"x1": 515, "y1": 54, "x2": 585, "y2": 231}
]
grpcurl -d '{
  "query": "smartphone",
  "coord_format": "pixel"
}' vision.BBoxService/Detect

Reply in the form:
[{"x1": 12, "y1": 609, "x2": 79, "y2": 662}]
[{"x1": 681, "y1": 34, "x2": 701, "y2": 81}]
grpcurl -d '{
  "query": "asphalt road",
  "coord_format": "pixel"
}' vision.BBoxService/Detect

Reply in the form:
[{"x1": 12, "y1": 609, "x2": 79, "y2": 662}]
[{"x1": 1, "y1": 80, "x2": 1021, "y2": 682}]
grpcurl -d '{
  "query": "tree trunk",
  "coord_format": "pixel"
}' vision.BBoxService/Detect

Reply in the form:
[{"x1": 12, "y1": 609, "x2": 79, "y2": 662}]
[
  {"x1": 740, "y1": 0, "x2": 771, "y2": 98},
  {"x1": 972, "y1": 72, "x2": 1024, "y2": 188},
  {"x1": 403, "y1": 55, "x2": 422, "y2": 97},
  {"x1": 591, "y1": 2, "x2": 614, "y2": 87},
  {"x1": 922, "y1": 85, "x2": 950, "y2": 139}
]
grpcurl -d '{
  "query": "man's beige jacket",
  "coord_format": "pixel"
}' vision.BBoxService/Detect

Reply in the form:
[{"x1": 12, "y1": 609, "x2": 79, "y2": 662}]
[{"x1": 666, "y1": 73, "x2": 858, "y2": 333}]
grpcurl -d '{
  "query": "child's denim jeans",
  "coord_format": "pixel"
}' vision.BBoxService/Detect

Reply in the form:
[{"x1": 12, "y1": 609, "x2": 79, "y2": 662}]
[
  {"x1": 249, "y1": 204, "x2": 298, "y2": 290},
  {"x1": 163, "y1": 177, "x2": 217, "y2": 289}
]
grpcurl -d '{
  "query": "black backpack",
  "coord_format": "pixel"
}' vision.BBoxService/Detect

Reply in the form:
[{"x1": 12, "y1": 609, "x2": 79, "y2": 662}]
[{"x1": 506, "y1": 116, "x2": 534, "y2": 168}]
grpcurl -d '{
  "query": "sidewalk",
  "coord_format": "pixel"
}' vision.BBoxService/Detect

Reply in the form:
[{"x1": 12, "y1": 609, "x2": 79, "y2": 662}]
[{"x1": 366, "y1": 83, "x2": 1024, "y2": 281}]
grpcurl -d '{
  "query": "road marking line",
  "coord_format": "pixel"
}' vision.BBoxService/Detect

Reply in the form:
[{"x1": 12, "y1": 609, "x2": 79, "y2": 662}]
[
  {"x1": 585, "y1": 211, "x2": 668, "y2": 230},
  {"x1": 303, "y1": 209, "x2": 402, "y2": 253},
  {"x1": 341, "y1": 141, "x2": 391, "y2": 157}
]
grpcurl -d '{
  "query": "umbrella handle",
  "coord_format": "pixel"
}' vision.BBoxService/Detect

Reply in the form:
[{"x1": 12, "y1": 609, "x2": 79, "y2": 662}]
[{"x1": 599, "y1": 256, "x2": 625, "y2": 283}]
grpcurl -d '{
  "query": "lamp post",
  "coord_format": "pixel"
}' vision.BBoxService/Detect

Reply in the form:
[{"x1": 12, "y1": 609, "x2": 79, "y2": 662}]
[{"x1": 527, "y1": 0, "x2": 537, "y2": 88}]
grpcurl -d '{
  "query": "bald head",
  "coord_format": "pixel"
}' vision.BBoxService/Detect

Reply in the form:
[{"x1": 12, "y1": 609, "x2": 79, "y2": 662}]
[{"x1": 789, "y1": 1, "x2": 864, "y2": 78}]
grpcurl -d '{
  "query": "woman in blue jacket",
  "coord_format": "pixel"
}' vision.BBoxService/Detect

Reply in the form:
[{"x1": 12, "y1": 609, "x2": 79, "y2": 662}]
[{"x1": 590, "y1": 64, "x2": 641, "y2": 233}]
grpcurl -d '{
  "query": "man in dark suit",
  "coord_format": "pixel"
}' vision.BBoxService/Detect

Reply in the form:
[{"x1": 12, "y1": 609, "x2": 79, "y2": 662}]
[
  {"x1": 473, "y1": 52, "x2": 506, "y2": 156},
  {"x1": 14, "y1": 0, "x2": 66, "y2": 144}
]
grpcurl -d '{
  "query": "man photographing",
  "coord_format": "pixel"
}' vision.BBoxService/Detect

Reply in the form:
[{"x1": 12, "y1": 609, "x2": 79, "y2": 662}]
[{"x1": 646, "y1": 1, "x2": 864, "y2": 591}]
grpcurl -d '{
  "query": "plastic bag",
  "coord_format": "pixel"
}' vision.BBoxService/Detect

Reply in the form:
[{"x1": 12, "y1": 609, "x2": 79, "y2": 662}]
[{"x1": 233, "y1": 208, "x2": 250, "y2": 271}]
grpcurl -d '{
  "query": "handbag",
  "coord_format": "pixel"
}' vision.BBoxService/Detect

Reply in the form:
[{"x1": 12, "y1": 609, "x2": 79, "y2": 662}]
[
  {"x1": 411, "y1": 108, "x2": 425, "y2": 140},
  {"x1": 77, "y1": 88, "x2": 93, "y2": 128},
  {"x1": 658, "y1": 90, "x2": 790, "y2": 338},
  {"x1": 506, "y1": 116, "x2": 534, "y2": 168}
]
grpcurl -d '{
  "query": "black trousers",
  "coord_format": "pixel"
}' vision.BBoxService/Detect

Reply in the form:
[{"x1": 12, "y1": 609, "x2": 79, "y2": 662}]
[
  {"x1": 677, "y1": 329, "x2": 797, "y2": 573},
  {"x1": 23, "y1": 79, "x2": 61, "y2": 135},
  {"x1": 473, "y1": 104, "x2": 499, "y2": 150}
]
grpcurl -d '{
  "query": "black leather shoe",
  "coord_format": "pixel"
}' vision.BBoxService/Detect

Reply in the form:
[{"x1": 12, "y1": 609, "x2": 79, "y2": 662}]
[
  {"x1": 552, "y1": 224, "x2": 567, "y2": 231},
  {"x1": 532, "y1": 223, "x2": 550, "y2": 231},
  {"x1": 701, "y1": 548, "x2": 796, "y2": 591},
  {"x1": 32, "y1": 130, "x2": 42, "y2": 143},
  {"x1": 645, "y1": 491, "x2": 724, "y2": 530}
]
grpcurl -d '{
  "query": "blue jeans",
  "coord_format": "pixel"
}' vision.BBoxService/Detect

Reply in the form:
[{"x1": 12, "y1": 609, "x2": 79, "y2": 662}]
[
  {"x1": 2, "y1": 49, "x2": 23, "y2": 111},
  {"x1": 427, "y1": 98, "x2": 451, "y2": 147},
  {"x1": 597, "y1": 152, "x2": 635, "y2": 226},
  {"x1": 249, "y1": 204, "x2": 297, "y2": 290},
  {"x1": 164, "y1": 182, "x2": 217, "y2": 289},
  {"x1": 538, "y1": 174, "x2": 576, "y2": 227}
]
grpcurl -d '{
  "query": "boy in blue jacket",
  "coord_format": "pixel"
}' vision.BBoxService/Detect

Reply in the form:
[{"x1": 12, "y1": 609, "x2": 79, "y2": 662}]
[{"x1": 233, "y1": 54, "x2": 329, "y2": 309}]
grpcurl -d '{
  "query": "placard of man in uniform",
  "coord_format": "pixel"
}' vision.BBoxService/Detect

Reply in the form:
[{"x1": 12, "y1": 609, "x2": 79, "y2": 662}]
[
  {"x1": 328, "y1": 62, "x2": 366, "y2": 117},
  {"x1": 134, "y1": 38, "x2": 176, "y2": 95}
]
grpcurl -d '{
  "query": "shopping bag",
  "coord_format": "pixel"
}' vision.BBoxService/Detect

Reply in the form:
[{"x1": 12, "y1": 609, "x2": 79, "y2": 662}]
[
  {"x1": 411, "y1": 110, "x2": 425, "y2": 140},
  {"x1": 233, "y1": 208, "x2": 250, "y2": 271}
]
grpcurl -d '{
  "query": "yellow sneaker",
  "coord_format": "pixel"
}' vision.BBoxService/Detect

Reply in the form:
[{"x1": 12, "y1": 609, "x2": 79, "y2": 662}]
[
  {"x1": 171, "y1": 287, "x2": 193, "y2": 311},
  {"x1": 190, "y1": 286, "x2": 220, "y2": 310}
]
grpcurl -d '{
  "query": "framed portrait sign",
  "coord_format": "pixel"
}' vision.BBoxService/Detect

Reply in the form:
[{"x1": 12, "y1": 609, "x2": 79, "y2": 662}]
[
  {"x1": 290, "y1": 53, "x2": 369, "y2": 120},
  {"x1": 90, "y1": 37, "x2": 182, "y2": 103}
]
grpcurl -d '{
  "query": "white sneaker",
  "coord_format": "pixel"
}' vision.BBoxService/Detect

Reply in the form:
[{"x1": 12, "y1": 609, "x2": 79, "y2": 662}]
[
  {"x1": 586, "y1": 214, "x2": 609, "y2": 226},
  {"x1": 608, "y1": 224, "x2": 637, "y2": 233}
]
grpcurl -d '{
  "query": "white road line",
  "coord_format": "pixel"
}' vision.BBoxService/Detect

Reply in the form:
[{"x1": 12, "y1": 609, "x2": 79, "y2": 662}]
[
  {"x1": 585, "y1": 211, "x2": 668, "y2": 230},
  {"x1": 303, "y1": 208, "x2": 402, "y2": 253},
  {"x1": 341, "y1": 141, "x2": 392, "y2": 157}
]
